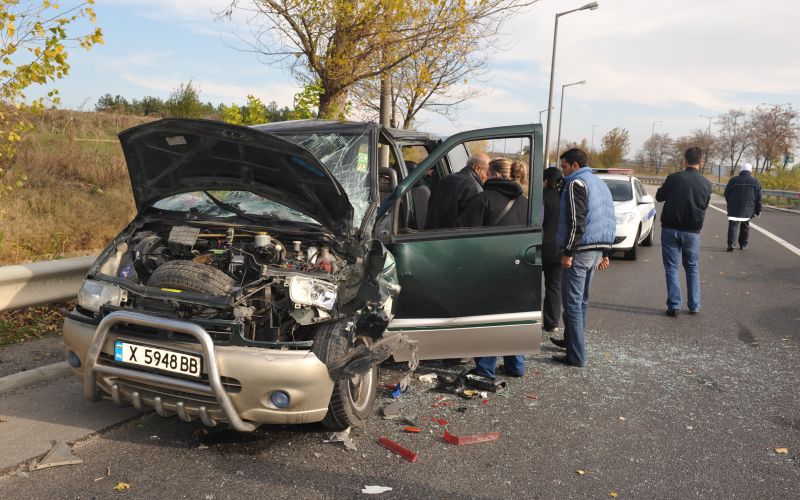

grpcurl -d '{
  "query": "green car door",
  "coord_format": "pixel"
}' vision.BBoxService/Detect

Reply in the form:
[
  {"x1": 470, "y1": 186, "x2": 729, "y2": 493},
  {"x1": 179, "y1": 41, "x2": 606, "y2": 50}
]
[{"x1": 379, "y1": 125, "x2": 544, "y2": 361}]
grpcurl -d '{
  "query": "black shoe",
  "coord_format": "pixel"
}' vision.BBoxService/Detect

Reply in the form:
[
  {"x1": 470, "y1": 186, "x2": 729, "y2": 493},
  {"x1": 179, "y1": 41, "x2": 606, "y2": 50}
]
[
  {"x1": 552, "y1": 355, "x2": 583, "y2": 367},
  {"x1": 666, "y1": 309, "x2": 680, "y2": 317},
  {"x1": 498, "y1": 365, "x2": 524, "y2": 378},
  {"x1": 726, "y1": 246, "x2": 734, "y2": 252},
  {"x1": 550, "y1": 337, "x2": 567, "y2": 349},
  {"x1": 740, "y1": 244, "x2": 748, "y2": 250}
]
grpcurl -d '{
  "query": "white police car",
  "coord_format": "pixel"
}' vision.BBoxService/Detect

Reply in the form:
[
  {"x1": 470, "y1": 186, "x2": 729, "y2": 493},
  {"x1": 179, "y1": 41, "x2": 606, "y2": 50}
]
[{"x1": 594, "y1": 169, "x2": 656, "y2": 260}]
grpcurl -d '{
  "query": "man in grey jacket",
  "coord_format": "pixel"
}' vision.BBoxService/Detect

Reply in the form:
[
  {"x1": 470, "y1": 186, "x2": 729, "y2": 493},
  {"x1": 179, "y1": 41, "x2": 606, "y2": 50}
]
[{"x1": 724, "y1": 163, "x2": 762, "y2": 251}]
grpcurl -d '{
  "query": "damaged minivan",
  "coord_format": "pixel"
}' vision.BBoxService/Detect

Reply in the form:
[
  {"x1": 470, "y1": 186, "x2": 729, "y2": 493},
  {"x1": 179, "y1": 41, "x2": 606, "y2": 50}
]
[{"x1": 63, "y1": 119, "x2": 544, "y2": 431}]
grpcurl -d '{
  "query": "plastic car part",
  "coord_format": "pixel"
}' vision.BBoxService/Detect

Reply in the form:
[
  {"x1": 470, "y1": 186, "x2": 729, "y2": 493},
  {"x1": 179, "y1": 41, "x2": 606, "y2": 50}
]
[
  {"x1": 377, "y1": 436, "x2": 418, "y2": 463},
  {"x1": 442, "y1": 430, "x2": 500, "y2": 445},
  {"x1": 325, "y1": 331, "x2": 417, "y2": 381}
]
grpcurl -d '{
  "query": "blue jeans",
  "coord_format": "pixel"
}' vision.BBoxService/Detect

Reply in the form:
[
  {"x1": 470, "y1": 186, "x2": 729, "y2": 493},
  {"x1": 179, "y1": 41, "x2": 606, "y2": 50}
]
[
  {"x1": 473, "y1": 355, "x2": 525, "y2": 378},
  {"x1": 561, "y1": 251, "x2": 602, "y2": 367},
  {"x1": 661, "y1": 228, "x2": 701, "y2": 312}
]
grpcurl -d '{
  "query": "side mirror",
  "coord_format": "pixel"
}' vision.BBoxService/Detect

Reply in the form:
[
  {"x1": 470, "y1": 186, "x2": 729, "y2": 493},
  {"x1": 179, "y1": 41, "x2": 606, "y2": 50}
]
[{"x1": 638, "y1": 194, "x2": 654, "y2": 205}]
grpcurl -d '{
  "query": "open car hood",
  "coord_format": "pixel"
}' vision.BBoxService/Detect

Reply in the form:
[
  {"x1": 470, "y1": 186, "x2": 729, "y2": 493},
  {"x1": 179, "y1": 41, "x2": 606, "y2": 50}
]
[{"x1": 118, "y1": 119, "x2": 354, "y2": 236}]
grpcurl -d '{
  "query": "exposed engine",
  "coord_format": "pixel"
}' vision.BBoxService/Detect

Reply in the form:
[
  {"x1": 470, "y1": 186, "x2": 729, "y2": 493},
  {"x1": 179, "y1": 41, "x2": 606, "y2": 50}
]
[{"x1": 91, "y1": 222, "x2": 379, "y2": 345}]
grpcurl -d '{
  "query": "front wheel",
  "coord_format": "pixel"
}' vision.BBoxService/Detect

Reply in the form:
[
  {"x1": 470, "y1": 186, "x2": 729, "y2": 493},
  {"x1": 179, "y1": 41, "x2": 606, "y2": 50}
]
[
  {"x1": 312, "y1": 321, "x2": 377, "y2": 430},
  {"x1": 641, "y1": 224, "x2": 653, "y2": 246}
]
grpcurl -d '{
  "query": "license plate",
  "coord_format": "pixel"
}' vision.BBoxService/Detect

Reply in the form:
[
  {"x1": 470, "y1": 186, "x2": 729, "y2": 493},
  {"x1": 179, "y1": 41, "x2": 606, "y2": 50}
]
[{"x1": 114, "y1": 340, "x2": 202, "y2": 378}]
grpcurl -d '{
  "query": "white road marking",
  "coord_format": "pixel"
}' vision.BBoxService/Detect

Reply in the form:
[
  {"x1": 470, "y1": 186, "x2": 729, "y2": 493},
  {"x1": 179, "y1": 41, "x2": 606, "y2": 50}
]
[{"x1": 707, "y1": 204, "x2": 800, "y2": 257}]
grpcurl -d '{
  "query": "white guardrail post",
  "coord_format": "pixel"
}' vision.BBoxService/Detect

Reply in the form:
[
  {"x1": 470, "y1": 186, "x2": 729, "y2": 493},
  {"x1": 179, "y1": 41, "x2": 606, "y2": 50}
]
[{"x1": 0, "y1": 255, "x2": 97, "y2": 312}]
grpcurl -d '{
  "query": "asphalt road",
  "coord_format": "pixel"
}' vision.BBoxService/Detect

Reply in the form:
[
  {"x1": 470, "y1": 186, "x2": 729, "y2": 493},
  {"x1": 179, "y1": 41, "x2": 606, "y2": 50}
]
[{"x1": 2, "y1": 191, "x2": 798, "y2": 499}]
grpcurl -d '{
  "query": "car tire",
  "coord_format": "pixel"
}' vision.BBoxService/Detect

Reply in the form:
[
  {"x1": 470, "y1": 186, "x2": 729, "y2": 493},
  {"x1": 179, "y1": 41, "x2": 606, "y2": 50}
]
[
  {"x1": 146, "y1": 260, "x2": 235, "y2": 295},
  {"x1": 641, "y1": 224, "x2": 653, "y2": 246},
  {"x1": 312, "y1": 321, "x2": 377, "y2": 431},
  {"x1": 624, "y1": 227, "x2": 640, "y2": 260}
]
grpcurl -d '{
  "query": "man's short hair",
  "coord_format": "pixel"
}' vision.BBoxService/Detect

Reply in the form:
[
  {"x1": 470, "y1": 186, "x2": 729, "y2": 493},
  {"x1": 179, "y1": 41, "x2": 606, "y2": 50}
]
[
  {"x1": 465, "y1": 154, "x2": 488, "y2": 170},
  {"x1": 684, "y1": 147, "x2": 703, "y2": 166},
  {"x1": 560, "y1": 148, "x2": 588, "y2": 168}
]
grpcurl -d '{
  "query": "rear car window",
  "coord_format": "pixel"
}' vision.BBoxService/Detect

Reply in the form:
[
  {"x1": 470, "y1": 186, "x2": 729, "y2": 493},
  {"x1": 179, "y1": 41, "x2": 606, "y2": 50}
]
[{"x1": 603, "y1": 179, "x2": 633, "y2": 202}]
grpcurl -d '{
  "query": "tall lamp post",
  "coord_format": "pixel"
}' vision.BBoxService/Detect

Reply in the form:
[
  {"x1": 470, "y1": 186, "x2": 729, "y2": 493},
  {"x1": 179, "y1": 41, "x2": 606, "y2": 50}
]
[
  {"x1": 651, "y1": 120, "x2": 663, "y2": 138},
  {"x1": 699, "y1": 114, "x2": 715, "y2": 179},
  {"x1": 591, "y1": 124, "x2": 599, "y2": 151},
  {"x1": 543, "y1": 2, "x2": 599, "y2": 167},
  {"x1": 539, "y1": 107, "x2": 553, "y2": 124},
  {"x1": 555, "y1": 80, "x2": 586, "y2": 159}
]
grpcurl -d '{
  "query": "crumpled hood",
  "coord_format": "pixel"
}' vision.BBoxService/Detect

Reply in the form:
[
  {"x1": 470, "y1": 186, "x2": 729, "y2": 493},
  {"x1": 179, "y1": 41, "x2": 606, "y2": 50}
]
[{"x1": 118, "y1": 119, "x2": 354, "y2": 236}]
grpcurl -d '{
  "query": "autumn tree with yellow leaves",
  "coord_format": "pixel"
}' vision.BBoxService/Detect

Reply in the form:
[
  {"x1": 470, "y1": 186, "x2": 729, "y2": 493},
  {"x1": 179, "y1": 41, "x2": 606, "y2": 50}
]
[
  {"x1": 222, "y1": 0, "x2": 537, "y2": 120},
  {"x1": 0, "y1": 0, "x2": 102, "y2": 197}
]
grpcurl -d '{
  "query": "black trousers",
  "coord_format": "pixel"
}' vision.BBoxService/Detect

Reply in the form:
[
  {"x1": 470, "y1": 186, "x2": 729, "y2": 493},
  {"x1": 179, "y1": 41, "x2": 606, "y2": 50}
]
[
  {"x1": 727, "y1": 219, "x2": 750, "y2": 247},
  {"x1": 543, "y1": 261, "x2": 562, "y2": 331}
]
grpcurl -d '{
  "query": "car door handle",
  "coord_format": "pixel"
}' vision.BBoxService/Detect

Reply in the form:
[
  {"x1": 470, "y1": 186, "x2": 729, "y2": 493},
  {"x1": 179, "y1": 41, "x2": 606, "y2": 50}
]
[{"x1": 523, "y1": 246, "x2": 540, "y2": 266}]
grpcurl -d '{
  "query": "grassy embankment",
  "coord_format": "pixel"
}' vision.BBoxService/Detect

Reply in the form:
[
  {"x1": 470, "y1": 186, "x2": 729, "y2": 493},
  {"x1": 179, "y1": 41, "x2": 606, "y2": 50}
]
[{"x1": 0, "y1": 110, "x2": 153, "y2": 266}]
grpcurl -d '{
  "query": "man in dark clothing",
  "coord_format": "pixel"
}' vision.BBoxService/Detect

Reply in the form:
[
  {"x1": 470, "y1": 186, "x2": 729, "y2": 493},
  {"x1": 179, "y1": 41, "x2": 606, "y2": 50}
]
[
  {"x1": 655, "y1": 146, "x2": 712, "y2": 317},
  {"x1": 425, "y1": 153, "x2": 489, "y2": 229},
  {"x1": 552, "y1": 149, "x2": 615, "y2": 367},
  {"x1": 541, "y1": 167, "x2": 563, "y2": 336},
  {"x1": 462, "y1": 157, "x2": 528, "y2": 380},
  {"x1": 724, "y1": 162, "x2": 761, "y2": 251}
]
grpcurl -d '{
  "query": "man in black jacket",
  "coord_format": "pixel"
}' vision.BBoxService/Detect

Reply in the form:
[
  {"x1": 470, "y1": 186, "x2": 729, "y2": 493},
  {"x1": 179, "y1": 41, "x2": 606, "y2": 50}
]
[
  {"x1": 655, "y1": 147, "x2": 712, "y2": 317},
  {"x1": 724, "y1": 162, "x2": 761, "y2": 251},
  {"x1": 426, "y1": 153, "x2": 489, "y2": 229}
]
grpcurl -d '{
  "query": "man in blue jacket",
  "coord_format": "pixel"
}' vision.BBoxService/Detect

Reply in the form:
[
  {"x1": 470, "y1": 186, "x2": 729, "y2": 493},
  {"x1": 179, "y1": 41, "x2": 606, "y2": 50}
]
[
  {"x1": 552, "y1": 148, "x2": 616, "y2": 367},
  {"x1": 724, "y1": 163, "x2": 761, "y2": 251}
]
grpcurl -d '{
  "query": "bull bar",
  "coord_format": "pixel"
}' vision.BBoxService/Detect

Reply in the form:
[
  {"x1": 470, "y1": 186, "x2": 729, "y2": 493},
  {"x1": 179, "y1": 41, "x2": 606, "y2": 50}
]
[{"x1": 83, "y1": 310, "x2": 256, "y2": 432}]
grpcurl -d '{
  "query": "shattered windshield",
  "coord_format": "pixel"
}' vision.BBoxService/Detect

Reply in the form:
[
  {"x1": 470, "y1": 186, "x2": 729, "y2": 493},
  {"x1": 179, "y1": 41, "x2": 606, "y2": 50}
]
[
  {"x1": 280, "y1": 133, "x2": 371, "y2": 224},
  {"x1": 152, "y1": 191, "x2": 320, "y2": 224}
]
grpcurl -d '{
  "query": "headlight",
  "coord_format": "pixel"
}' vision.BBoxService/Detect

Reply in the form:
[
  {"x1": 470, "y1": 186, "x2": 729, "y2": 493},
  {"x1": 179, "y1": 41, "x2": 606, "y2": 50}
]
[
  {"x1": 287, "y1": 276, "x2": 337, "y2": 311},
  {"x1": 77, "y1": 279, "x2": 124, "y2": 313},
  {"x1": 615, "y1": 212, "x2": 636, "y2": 225}
]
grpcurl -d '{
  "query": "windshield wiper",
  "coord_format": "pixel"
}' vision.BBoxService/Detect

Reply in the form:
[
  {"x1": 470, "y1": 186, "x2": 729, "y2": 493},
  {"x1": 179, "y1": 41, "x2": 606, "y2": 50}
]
[{"x1": 201, "y1": 191, "x2": 261, "y2": 224}]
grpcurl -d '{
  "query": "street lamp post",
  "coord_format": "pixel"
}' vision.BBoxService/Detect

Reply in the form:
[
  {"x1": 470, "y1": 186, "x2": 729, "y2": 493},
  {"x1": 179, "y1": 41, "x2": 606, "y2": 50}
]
[
  {"x1": 539, "y1": 107, "x2": 553, "y2": 124},
  {"x1": 591, "y1": 124, "x2": 599, "y2": 151},
  {"x1": 555, "y1": 80, "x2": 586, "y2": 158},
  {"x1": 651, "y1": 120, "x2": 663, "y2": 137},
  {"x1": 543, "y1": 2, "x2": 599, "y2": 167},
  {"x1": 700, "y1": 114, "x2": 716, "y2": 179}
]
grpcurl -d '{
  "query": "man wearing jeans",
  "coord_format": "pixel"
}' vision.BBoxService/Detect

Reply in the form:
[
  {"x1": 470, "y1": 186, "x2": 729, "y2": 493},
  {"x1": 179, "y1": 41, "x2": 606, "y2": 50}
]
[
  {"x1": 552, "y1": 149, "x2": 616, "y2": 367},
  {"x1": 655, "y1": 147, "x2": 712, "y2": 317}
]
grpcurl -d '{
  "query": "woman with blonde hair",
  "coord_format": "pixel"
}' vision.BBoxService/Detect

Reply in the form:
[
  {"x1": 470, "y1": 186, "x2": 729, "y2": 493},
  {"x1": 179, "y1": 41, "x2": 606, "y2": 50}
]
[{"x1": 511, "y1": 160, "x2": 529, "y2": 195}]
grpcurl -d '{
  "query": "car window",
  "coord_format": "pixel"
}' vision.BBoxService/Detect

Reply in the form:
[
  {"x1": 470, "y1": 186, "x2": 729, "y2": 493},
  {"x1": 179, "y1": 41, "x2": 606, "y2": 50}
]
[
  {"x1": 279, "y1": 133, "x2": 371, "y2": 225},
  {"x1": 446, "y1": 143, "x2": 469, "y2": 174},
  {"x1": 152, "y1": 191, "x2": 320, "y2": 224},
  {"x1": 603, "y1": 179, "x2": 633, "y2": 202},
  {"x1": 634, "y1": 179, "x2": 647, "y2": 200}
]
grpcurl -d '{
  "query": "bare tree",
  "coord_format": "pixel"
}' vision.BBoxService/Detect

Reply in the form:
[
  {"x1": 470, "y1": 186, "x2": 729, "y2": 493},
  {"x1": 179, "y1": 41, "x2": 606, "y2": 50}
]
[
  {"x1": 640, "y1": 132, "x2": 672, "y2": 175},
  {"x1": 716, "y1": 109, "x2": 753, "y2": 176},
  {"x1": 352, "y1": 36, "x2": 488, "y2": 129},
  {"x1": 751, "y1": 105, "x2": 799, "y2": 173},
  {"x1": 222, "y1": 0, "x2": 537, "y2": 119}
]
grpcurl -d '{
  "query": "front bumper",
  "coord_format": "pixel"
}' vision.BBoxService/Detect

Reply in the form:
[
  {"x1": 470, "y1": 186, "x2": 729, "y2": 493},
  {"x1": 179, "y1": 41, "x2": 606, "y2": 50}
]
[
  {"x1": 611, "y1": 221, "x2": 639, "y2": 250},
  {"x1": 64, "y1": 310, "x2": 334, "y2": 430}
]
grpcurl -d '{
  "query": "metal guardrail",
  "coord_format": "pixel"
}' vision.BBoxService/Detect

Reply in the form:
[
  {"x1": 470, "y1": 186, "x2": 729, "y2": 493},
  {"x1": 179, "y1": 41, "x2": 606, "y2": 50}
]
[
  {"x1": 638, "y1": 176, "x2": 799, "y2": 207},
  {"x1": 0, "y1": 255, "x2": 96, "y2": 312}
]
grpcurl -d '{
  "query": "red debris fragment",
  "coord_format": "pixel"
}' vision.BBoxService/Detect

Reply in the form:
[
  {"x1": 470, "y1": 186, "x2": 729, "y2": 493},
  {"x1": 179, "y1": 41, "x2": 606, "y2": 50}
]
[
  {"x1": 378, "y1": 436, "x2": 418, "y2": 463},
  {"x1": 482, "y1": 399, "x2": 489, "y2": 405},
  {"x1": 525, "y1": 393, "x2": 539, "y2": 400},
  {"x1": 384, "y1": 383, "x2": 397, "y2": 390},
  {"x1": 437, "y1": 419, "x2": 448, "y2": 426},
  {"x1": 404, "y1": 426, "x2": 422, "y2": 433},
  {"x1": 442, "y1": 430, "x2": 500, "y2": 445},
  {"x1": 431, "y1": 401, "x2": 453, "y2": 408}
]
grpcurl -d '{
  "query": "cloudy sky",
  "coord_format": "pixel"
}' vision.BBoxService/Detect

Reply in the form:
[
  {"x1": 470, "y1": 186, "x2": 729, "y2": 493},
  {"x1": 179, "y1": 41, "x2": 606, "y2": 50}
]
[{"x1": 35, "y1": 0, "x2": 800, "y2": 153}]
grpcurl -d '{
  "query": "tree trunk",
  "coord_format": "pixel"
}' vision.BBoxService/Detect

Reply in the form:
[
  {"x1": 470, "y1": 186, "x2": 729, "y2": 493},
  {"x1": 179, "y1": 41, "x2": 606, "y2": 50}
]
[{"x1": 317, "y1": 88, "x2": 349, "y2": 120}]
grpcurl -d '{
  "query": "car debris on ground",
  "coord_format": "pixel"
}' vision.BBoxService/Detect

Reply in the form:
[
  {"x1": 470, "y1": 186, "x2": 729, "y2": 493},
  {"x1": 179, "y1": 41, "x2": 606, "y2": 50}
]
[
  {"x1": 30, "y1": 441, "x2": 83, "y2": 471},
  {"x1": 361, "y1": 485, "x2": 393, "y2": 494}
]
